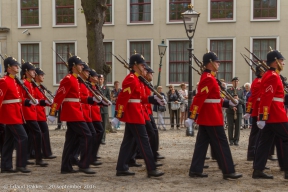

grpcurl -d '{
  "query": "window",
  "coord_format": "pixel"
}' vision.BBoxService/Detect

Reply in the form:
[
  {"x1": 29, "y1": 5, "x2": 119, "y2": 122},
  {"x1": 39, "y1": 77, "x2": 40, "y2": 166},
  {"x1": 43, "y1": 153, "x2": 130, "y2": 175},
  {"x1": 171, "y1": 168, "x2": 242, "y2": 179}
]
[
  {"x1": 210, "y1": 40, "x2": 233, "y2": 82},
  {"x1": 55, "y1": 43, "x2": 75, "y2": 84},
  {"x1": 169, "y1": 0, "x2": 191, "y2": 22},
  {"x1": 253, "y1": 0, "x2": 277, "y2": 19},
  {"x1": 105, "y1": 0, "x2": 113, "y2": 24},
  {"x1": 210, "y1": 0, "x2": 233, "y2": 20},
  {"x1": 128, "y1": 0, "x2": 152, "y2": 24},
  {"x1": 129, "y1": 41, "x2": 151, "y2": 66},
  {"x1": 103, "y1": 42, "x2": 112, "y2": 84},
  {"x1": 54, "y1": 0, "x2": 75, "y2": 25},
  {"x1": 20, "y1": 0, "x2": 39, "y2": 26},
  {"x1": 21, "y1": 44, "x2": 40, "y2": 68},
  {"x1": 252, "y1": 38, "x2": 276, "y2": 79},
  {"x1": 169, "y1": 41, "x2": 189, "y2": 84}
]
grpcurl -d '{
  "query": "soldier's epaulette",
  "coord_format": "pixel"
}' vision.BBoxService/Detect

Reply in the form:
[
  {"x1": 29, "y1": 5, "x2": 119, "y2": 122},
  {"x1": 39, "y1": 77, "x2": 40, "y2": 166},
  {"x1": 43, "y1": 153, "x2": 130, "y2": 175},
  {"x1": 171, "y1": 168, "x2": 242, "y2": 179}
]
[
  {"x1": 67, "y1": 74, "x2": 72, "y2": 78},
  {"x1": 257, "y1": 79, "x2": 262, "y2": 83},
  {"x1": 129, "y1": 74, "x2": 135, "y2": 78},
  {"x1": 206, "y1": 73, "x2": 212, "y2": 78},
  {"x1": 272, "y1": 71, "x2": 277, "y2": 76}
]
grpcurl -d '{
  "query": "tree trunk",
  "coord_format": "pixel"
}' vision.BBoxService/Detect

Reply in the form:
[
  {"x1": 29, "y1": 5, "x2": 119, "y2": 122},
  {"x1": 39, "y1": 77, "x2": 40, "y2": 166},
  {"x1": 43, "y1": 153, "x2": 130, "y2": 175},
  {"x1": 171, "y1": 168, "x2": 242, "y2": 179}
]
[{"x1": 81, "y1": 0, "x2": 111, "y2": 77}]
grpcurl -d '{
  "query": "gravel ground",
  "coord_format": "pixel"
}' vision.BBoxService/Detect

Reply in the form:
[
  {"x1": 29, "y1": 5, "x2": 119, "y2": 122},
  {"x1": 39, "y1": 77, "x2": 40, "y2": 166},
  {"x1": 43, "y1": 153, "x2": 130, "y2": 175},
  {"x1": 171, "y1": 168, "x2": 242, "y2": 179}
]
[{"x1": 0, "y1": 125, "x2": 287, "y2": 192}]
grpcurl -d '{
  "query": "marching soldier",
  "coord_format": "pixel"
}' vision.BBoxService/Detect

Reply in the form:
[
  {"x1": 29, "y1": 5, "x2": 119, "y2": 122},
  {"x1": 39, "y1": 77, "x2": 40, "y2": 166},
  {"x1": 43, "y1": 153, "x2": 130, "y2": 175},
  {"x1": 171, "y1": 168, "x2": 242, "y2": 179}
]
[
  {"x1": 0, "y1": 57, "x2": 30, "y2": 173},
  {"x1": 34, "y1": 68, "x2": 56, "y2": 159},
  {"x1": 21, "y1": 62, "x2": 48, "y2": 167},
  {"x1": 185, "y1": 51, "x2": 242, "y2": 179},
  {"x1": 111, "y1": 53, "x2": 165, "y2": 177},
  {"x1": 226, "y1": 77, "x2": 244, "y2": 146},
  {"x1": 47, "y1": 56, "x2": 95, "y2": 174},
  {"x1": 252, "y1": 50, "x2": 288, "y2": 179}
]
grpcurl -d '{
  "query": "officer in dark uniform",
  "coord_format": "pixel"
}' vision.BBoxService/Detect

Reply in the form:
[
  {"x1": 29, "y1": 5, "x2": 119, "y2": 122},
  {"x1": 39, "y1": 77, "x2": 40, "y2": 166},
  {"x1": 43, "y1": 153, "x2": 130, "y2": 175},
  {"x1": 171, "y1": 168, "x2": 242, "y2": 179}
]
[
  {"x1": 226, "y1": 77, "x2": 244, "y2": 146},
  {"x1": 185, "y1": 52, "x2": 242, "y2": 179},
  {"x1": 98, "y1": 74, "x2": 112, "y2": 144},
  {"x1": 0, "y1": 57, "x2": 30, "y2": 173},
  {"x1": 111, "y1": 53, "x2": 166, "y2": 177},
  {"x1": 48, "y1": 56, "x2": 95, "y2": 174}
]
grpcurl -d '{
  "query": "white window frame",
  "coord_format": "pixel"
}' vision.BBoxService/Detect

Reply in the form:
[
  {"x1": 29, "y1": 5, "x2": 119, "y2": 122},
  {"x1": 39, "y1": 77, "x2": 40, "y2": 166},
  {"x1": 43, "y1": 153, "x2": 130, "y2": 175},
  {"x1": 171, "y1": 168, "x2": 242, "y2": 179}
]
[
  {"x1": 103, "y1": 39, "x2": 114, "y2": 86},
  {"x1": 17, "y1": 0, "x2": 41, "y2": 28},
  {"x1": 249, "y1": 36, "x2": 279, "y2": 82},
  {"x1": 127, "y1": 39, "x2": 154, "y2": 78},
  {"x1": 166, "y1": 38, "x2": 193, "y2": 87},
  {"x1": 0, "y1": 0, "x2": 2, "y2": 27},
  {"x1": 52, "y1": 0, "x2": 77, "y2": 28},
  {"x1": 166, "y1": 0, "x2": 193, "y2": 24},
  {"x1": 18, "y1": 41, "x2": 42, "y2": 69},
  {"x1": 127, "y1": 0, "x2": 154, "y2": 25},
  {"x1": 53, "y1": 40, "x2": 77, "y2": 86},
  {"x1": 208, "y1": 0, "x2": 236, "y2": 23},
  {"x1": 207, "y1": 37, "x2": 236, "y2": 85},
  {"x1": 104, "y1": 0, "x2": 115, "y2": 26},
  {"x1": 250, "y1": 0, "x2": 280, "y2": 22}
]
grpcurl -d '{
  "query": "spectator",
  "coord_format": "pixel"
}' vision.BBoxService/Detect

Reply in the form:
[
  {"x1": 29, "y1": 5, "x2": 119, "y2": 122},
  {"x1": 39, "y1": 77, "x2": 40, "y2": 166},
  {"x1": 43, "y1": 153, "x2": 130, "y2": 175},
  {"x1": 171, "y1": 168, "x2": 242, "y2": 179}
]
[
  {"x1": 167, "y1": 85, "x2": 181, "y2": 129},
  {"x1": 153, "y1": 86, "x2": 167, "y2": 130},
  {"x1": 178, "y1": 83, "x2": 188, "y2": 128},
  {"x1": 111, "y1": 80, "x2": 122, "y2": 129},
  {"x1": 243, "y1": 82, "x2": 251, "y2": 128},
  {"x1": 220, "y1": 79, "x2": 227, "y2": 127}
]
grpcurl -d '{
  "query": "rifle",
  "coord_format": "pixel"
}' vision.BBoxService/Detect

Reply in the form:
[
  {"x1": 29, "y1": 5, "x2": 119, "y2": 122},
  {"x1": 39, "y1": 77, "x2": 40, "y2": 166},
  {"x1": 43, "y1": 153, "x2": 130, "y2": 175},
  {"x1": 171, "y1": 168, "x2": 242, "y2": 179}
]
[
  {"x1": 240, "y1": 53, "x2": 256, "y2": 74},
  {"x1": 51, "y1": 48, "x2": 104, "y2": 102},
  {"x1": 112, "y1": 53, "x2": 163, "y2": 99},
  {"x1": 0, "y1": 54, "x2": 37, "y2": 104}
]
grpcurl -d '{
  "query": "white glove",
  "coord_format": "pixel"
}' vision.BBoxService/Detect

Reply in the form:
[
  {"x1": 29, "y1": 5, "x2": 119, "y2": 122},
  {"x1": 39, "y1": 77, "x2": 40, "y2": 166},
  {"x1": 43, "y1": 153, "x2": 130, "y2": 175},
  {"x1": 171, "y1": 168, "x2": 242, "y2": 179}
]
[
  {"x1": 257, "y1": 121, "x2": 266, "y2": 129},
  {"x1": 154, "y1": 95, "x2": 166, "y2": 106},
  {"x1": 93, "y1": 96, "x2": 102, "y2": 103},
  {"x1": 243, "y1": 113, "x2": 250, "y2": 120},
  {"x1": 30, "y1": 99, "x2": 39, "y2": 105},
  {"x1": 45, "y1": 100, "x2": 53, "y2": 105},
  {"x1": 102, "y1": 100, "x2": 112, "y2": 106},
  {"x1": 47, "y1": 115, "x2": 56, "y2": 123},
  {"x1": 185, "y1": 118, "x2": 194, "y2": 127},
  {"x1": 111, "y1": 118, "x2": 120, "y2": 128},
  {"x1": 229, "y1": 99, "x2": 238, "y2": 107}
]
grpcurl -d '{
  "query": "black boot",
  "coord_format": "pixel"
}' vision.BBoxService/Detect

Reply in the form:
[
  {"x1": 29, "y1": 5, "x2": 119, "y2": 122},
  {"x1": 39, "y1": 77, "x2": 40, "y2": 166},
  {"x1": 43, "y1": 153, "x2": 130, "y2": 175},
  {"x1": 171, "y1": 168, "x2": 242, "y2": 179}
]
[{"x1": 252, "y1": 170, "x2": 273, "y2": 179}]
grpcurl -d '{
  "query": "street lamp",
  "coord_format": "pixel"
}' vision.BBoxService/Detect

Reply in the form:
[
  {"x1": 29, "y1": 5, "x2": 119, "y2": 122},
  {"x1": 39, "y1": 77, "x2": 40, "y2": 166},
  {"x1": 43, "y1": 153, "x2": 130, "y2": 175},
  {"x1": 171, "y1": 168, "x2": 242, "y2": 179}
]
[
  {"x1": 157, "y1": 39, "x2": 167, "y2": 87},
  {"x1": 182, "y1": 4, "x2": 200, "y2": 136}
]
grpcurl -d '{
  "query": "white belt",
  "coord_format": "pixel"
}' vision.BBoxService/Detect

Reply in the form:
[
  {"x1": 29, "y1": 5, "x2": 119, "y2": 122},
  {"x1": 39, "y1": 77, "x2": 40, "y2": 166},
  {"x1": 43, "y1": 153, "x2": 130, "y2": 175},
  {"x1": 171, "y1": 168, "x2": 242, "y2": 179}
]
[
  {"x1": 128, "y1": 99, "x2": 141, "y2": 103},
  {"x1": 257, "y1": 98, "x2": 260, "y2": 101},
  {"x1": 204, "y1": 99, "x2": 221, "y2": 103},
  {"x1": 2, "y1": 99, "x2": 22, "y2": 104},
  {"x1": 272, "y1": 97, "x2": 284, "y2": 102},
  {"x1": 63, "y1": 98, "x2": 80, "y2": 102}
]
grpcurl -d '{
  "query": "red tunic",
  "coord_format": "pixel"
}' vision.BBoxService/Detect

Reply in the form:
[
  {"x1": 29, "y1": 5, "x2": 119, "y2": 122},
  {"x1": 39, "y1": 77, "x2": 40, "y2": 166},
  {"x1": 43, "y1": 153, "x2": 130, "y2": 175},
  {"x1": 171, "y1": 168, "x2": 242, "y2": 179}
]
[
  {"x1": 22, "y1": 79, "x2": 37, "y2": 121},
  {"x1": 90, "y1": 84, "x2": 102, "y2": 122},
  {"x1": 115, "y1": 72, "x2": 149, "y2": 124},
  {"x1": 258, "y1": 69, "x2": 288, "y2": 123},
  {"x1": 49, "y1": 73, "x2": 87, "y2": 122},
  {"x1": 246, "y1": 77, "x2": 262, "y2": 117},
  {"x1": 34, "y1": 85, "x2": 48, "y2": 121},
  {"x1": 0, "y1": 75, "x2": 24, "y2": 124},
  {"x1": 144, "y1": 85, "x2": 153, "y2": 115},
  {"x1": 189, "y1": 70, "x2": 224, "y2": 126},
  {"x1": 79, "y1": 82, "x2": 92, "y2": 122}
]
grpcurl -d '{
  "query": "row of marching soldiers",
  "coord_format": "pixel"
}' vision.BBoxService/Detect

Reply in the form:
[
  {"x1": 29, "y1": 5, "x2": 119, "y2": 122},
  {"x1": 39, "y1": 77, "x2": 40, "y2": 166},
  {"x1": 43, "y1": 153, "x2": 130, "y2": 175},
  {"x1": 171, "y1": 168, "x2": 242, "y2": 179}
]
[
  {"x1": 185, "y1": 49, "x2": 288, "y2": 180},
  {"x1": 0, "y1": 54, "x2": 166, "y2": 176}
]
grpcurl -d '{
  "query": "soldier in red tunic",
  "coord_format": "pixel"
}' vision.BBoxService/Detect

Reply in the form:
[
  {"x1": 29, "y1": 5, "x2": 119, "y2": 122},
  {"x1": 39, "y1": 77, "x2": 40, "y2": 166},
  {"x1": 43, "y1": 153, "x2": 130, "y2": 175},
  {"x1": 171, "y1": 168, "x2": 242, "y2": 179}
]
[
  {"x1": 0, "y1": 57, "x2": 30, "y2": 173},
  {"x1": 185, "y1": 52, "x2": 242, "y2": 179},
  {"x1": 34, "y1": 68, "x2": 56, "y2": 159},
  {"x1": 48, "y1": 56, "x2": 95, "y2": 174},
  {"x1": 112, "y1": 54, "x2": 166, "y2": 177},
  {"x1": 252, "y1": 50, "x2": 288, "y2": 179},
  {"x1": 21, "y1": 62, "x2": 48, "y2": 167}
]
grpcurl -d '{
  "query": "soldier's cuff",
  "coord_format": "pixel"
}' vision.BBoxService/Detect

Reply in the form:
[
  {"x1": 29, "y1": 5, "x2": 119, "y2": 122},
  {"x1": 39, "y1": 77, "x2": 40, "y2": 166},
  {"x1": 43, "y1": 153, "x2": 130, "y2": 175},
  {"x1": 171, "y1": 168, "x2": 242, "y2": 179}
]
[
  {"x1": 87, "y1": 97, "x2": 94, "y2": 105},
  {"x1": 246, "y1": 102, "x2": 253, "y2": 114},
  {"x1": 24, "y1": 99, "x2": 31, "y2": 107},
  {"x1": 188, "y1": 105, "x2": 199, "y2": 120},
  {"x1": 40, "y1": 100, "x2": 46, "y2": 106},
  {"x1": 222, "y1": 99, "x2": 229, "y2": 108},
  {"x1": 115, "y1": 105, "x2": 124, "y2": 118},
  {"x1": 49, "y1": 103, "x2": 58, "y2": 116},
  {"x1": 285, "y1": 94, "x2": 288, "y2": 105},
  {"x1": 188, "y1": 111, "x2": 198, "y2": 120}
]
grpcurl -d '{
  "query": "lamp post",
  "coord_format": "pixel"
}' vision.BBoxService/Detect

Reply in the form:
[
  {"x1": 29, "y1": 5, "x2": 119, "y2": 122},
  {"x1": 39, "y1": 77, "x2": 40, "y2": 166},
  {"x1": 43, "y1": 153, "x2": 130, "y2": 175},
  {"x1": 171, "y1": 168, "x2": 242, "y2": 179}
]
[
  {"x1": 157, "y1": 39, "x2": 167, "y2": 87},
  {"x1": 182, "y1": 4, "x2": 200, "y2": 136}
]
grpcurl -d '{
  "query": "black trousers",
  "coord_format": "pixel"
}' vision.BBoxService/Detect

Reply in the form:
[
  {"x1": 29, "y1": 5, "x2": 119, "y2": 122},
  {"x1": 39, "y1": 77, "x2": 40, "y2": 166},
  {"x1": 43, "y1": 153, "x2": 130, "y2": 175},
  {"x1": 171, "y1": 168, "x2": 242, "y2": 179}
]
[
  {"x1": 25, "y1": 120, "x2": 43, "y2": 161},
  {"x1": 92, "y1": 121, "x2": 104, "y2": 161},
  {"x1": 116, "y1": 123, "x2": 156, "y2": 171},
  {"x1": 1, "y1": 124, "x2": 28, "y2": 169},
  {"x1": 253, "y1": 122, "x2": 288, "y2": 171},
  {"x1": 87, "y1": 122, "x2": 96, "y2": 164},
  {"x1": 61, "y1": 121, "x2": 92, "y2": 172},
  {"x1": 37, "y1": 121, "x2": 53, "y2": 157},
  {"x1": 190, "y1": 125, "x2": 235, "y2": 174},
  {"x1": 247, "y1": 117, "x2": 259, "y2": 158},
  {"x1": 0, "y1": 124, "x2": 5, "y2": 154},
  {"x1": 149, "y1": 115, "x2": 159, "y2": 152}
]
